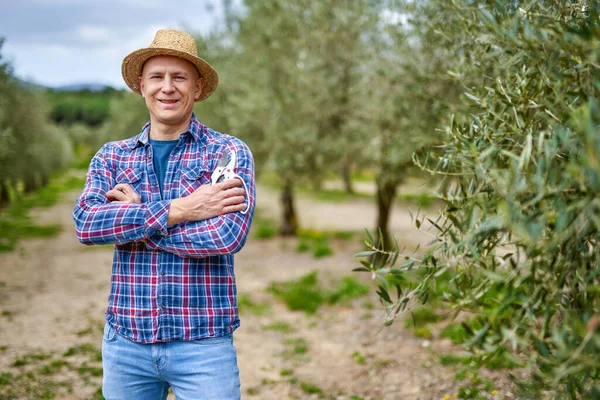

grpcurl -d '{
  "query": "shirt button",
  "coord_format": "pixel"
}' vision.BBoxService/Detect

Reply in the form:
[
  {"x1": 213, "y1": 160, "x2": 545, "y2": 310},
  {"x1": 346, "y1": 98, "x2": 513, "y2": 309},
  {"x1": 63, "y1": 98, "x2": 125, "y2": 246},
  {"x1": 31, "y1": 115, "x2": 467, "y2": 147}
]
[
  {"x1": 161, "y1": 272, "x2": 165, "y2": 276},
  {"x1": 161, "y1": 305, "x2": 166, "y2": 309}
]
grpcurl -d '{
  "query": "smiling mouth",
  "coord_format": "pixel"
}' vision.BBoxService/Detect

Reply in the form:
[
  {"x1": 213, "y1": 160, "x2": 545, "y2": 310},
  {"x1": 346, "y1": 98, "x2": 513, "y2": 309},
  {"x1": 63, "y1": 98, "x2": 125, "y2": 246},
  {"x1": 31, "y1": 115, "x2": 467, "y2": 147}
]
[{"x1": 159, "y1": 99, "x2": 178, "y2": 104}]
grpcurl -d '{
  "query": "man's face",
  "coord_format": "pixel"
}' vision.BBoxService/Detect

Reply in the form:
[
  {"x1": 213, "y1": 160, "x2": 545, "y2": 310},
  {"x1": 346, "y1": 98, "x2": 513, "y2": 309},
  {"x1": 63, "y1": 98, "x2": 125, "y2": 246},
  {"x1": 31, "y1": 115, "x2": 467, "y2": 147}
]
[{"x1": 139, "y1": 55, "x2": 204, "y2": 129}]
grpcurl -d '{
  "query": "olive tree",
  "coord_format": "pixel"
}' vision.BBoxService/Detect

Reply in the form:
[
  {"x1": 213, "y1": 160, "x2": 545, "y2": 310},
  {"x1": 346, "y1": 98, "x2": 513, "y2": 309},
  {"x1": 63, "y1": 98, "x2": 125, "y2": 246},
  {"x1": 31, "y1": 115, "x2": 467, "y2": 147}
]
[
  {"x1": 0, "y1": 38, "x2": 72, "y2": 202},
  {"x1": 232, "y1": 0, "x2": 383, "y2": 235},
  {"x1": 358, "y1": 1, "x2": 600, "y2": 397}
]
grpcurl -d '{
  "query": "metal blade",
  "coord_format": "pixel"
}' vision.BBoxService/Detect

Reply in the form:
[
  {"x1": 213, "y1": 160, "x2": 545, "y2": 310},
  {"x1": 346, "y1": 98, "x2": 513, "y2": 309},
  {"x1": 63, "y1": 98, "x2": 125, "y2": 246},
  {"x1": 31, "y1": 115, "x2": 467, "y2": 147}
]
[{"x1": 217, "y1": 147, "x2": 231, "y2": 167}]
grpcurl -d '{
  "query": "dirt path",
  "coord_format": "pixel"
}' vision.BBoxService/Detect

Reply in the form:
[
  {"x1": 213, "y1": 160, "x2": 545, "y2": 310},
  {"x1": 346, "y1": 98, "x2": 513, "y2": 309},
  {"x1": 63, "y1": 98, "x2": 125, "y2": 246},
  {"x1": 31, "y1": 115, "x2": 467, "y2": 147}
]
[{"x1": 0, "y1": 184, "x2": 511, "y2": 399}]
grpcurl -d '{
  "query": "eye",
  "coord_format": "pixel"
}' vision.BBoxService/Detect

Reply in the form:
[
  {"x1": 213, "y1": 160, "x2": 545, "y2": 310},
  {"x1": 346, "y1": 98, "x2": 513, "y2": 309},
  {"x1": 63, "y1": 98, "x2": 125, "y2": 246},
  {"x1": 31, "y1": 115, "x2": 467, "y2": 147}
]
[
  {"x1": 149, "y1": 75, "x2": 161, "y2": 80},
  {"x1": 174, "y1": 76, "x2": 186, "y2": 81}
]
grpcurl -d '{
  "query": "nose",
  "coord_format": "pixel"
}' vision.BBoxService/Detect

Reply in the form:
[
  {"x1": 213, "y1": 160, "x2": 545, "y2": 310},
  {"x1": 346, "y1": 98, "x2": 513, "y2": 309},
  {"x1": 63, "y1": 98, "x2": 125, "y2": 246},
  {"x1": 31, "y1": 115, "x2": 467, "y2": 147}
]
[{"x1": 162, "y1": 76, "x2": 175, "y2": 93}]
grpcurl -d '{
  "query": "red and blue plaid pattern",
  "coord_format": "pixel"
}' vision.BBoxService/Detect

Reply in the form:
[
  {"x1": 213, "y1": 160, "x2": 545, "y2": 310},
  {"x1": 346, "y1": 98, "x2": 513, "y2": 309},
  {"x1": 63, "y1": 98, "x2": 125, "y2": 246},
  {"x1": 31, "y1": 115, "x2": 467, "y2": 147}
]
[{"x1": 73, "y1": 115, "x2": 255, "y2": 343}]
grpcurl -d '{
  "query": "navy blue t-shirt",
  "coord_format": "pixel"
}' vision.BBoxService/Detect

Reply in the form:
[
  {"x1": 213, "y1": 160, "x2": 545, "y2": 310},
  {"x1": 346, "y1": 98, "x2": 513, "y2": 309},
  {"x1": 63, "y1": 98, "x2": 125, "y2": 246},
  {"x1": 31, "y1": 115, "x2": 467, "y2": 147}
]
[{"x1": 149, "y1": 138, "x2": 178, "y2": 195}]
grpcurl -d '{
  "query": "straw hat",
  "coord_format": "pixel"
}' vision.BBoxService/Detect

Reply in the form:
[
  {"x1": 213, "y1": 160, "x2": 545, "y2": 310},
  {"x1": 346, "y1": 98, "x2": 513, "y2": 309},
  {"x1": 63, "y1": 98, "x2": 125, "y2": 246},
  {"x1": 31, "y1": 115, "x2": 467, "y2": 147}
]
[{"x1": 121, "y1": 29, "x2": 218, "y2": 102}]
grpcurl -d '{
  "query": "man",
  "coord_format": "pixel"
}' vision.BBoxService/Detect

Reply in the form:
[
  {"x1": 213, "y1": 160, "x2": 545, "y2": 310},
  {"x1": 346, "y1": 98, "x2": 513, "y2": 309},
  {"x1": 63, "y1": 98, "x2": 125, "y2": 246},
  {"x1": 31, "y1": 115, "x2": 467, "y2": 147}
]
[{"x1": 73, "y1": 29, "x2": 255, "y2": 400}]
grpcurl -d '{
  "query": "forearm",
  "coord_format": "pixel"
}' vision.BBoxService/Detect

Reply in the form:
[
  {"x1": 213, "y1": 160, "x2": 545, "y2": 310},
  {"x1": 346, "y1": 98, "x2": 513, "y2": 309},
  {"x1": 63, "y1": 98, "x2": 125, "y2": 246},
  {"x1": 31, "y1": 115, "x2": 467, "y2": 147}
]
[
  {"x1": 147, "y1": 209, "x2": 253, "y2": 258},
  {"x1": 73, "y1": 199, "x2": 170, "y2": 245},
  {"x1": 166, "y1": 197, "x2": 190, "y2": 226}
]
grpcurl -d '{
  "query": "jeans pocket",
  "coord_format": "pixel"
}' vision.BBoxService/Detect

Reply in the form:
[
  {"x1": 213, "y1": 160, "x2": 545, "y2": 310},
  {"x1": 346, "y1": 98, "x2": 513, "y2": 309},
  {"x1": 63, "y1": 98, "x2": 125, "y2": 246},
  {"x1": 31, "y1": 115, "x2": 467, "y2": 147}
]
[
  {"x1": 193, "y1": 333, "x2": 233, "y2": 346},
  {"x1": 103, "y1": 322, "x2": 117, "y2": 343}
]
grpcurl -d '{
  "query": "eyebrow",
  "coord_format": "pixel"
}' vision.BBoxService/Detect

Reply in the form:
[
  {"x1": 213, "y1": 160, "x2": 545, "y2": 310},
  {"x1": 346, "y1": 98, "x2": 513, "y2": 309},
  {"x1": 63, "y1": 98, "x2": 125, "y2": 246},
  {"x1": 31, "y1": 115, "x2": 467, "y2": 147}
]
[{"x1": 145, "y1": 69, "x2": 190, "y2": 76}]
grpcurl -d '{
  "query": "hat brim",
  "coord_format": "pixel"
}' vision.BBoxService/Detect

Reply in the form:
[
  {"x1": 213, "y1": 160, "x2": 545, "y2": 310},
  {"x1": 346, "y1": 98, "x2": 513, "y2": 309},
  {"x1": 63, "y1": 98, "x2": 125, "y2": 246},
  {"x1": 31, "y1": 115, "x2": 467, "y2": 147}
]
[{"x1": 121, "y1": 47, "x2": 219, "y2": 102}]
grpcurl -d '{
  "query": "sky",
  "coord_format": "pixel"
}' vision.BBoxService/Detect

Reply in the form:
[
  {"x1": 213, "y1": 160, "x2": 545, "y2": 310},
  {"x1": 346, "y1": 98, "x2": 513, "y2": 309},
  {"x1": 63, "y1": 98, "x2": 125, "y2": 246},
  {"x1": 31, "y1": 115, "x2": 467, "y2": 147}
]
[{"x1": 0, "y1": 0, "x2": 231, "y2": 89}]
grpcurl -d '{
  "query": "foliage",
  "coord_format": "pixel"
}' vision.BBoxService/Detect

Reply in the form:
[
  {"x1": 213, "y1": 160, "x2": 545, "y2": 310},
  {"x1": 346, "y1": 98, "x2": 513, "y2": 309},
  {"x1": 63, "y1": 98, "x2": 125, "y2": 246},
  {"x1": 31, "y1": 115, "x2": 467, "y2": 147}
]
[
  {"x1": 357, "y1": 1, "x2": 600, "y2": 397},
  {"x1": 0, "y1": 39, "x2": 73, "y2": 203},
  {"x1": 46, "y1": 88, "x2": 117, "y2": 127},
  {"x1": 96, "y1": 92, "x2": 149, "y2": 148},
  {"x1": 225, "y1": 0, "x2": 391, "y2": 235}
]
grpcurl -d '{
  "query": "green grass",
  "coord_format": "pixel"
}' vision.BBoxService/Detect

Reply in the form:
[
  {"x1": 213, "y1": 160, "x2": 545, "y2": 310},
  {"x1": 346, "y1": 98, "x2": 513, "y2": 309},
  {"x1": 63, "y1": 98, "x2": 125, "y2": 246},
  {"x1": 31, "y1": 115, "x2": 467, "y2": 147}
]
[
  {"x1": 77, "y1": 363, "x2": 103, "y2": 378},
  {"x1": 246, "y1": 386, "x2": 261, "y2": 396},
  {"x1": 0, "y1": 372, "x2": 13, "y2": 386},
  {"x1": 75, "y1": 327, "x2": 94, "y2": 337},
  {"x1": 296, "y1": 238, "x2": 311, "y2": 253},
  {"x1": 352, "y1": 169, "x2": 376, "y2": 182},
  {"x1": 483, "y1": 350, "x2": 521, "y2": 370},
  {"x1": 300, "y1": 381, "x2": 323, "y2": 395},
  {"x1": 1, "y1": 341, "x2": 104, "y2": 399},
  {"x1": 0, "y1": 174, "x2": 86, "y2": 252},
  {"x1": 251, "y1": 209, "x2": 278, "y2": 239},
  {"x1": 0, "y1": 370, "x2": 67, "y2": 400},
  {"x1": 237, "y1": 293, "x2": 271, "y2": 316},
  {"x1": 312, "y1": 239, "x2": 332, "y2": 258},
  {"x1": 312, "y1": 188, "x2": 372, "y2": 202},
  {"x1": 439, "y1": 354, "x2": 470, "y2": 366},
  {"x1": 63, "y1": 343, "x2": 102, "y2": 363},
  {"x1": 414, "y1": 326, "x2": 433, "y2": 339},
  {"x1": 327, "y1": 277, "x2": 370, "y2": 305},
  {"x1": 331, "y1": 230, "x2": 356, "y2": 240},
  {"x1": 351, "y1": 351, "x2": 367, "y2": 365},
  {"x1": 441, "y1": 319, "x2": 484, "y2": 345},
  {"x1": 263, "y1": 321, "x2": 296, "y2": 334},
  {"x1": 295, "y1": 228, "x2": 357, "y2": 258},
  {"x1": 39, "y1": 360, "x2": 71, "y2": 375},
  {"x1": 405, "y1": 307, "x2": 448, "y2": 329},
  {"x1": 267, "y1": 272, "x2": 324, "y2": 314},
  {"x1": 397, "y1": 193, "x2": 438, "y2": 208},
  {"x1": 297, "y1": 229, "x2": 332, "y2": 258},
  {"x1": 267, "y1": 272, "x2": 370, "y2": 314},
  {"x1": 305, "y1": 185, "x2": 437, "y2": 210},
  {"x1": 283, "y1": 338, "x2": 308, "y2": 356},
  {"x1": 13, "y1": 353, "x2": 52, "y2": 367}
]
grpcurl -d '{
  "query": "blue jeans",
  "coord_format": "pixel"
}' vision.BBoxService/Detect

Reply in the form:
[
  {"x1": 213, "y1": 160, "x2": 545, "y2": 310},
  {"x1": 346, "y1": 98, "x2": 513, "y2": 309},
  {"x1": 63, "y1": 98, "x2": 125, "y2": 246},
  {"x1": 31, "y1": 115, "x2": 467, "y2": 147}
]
[{"x1": 102, "y1": 323, "x2": 241, "y2": 400}]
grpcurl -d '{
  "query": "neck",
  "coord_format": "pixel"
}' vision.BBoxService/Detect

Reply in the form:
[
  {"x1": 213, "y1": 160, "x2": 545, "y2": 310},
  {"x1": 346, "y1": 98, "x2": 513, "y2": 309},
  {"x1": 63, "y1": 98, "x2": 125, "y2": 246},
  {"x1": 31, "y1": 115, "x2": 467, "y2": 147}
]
[{"x1": 149, "y1": 116, "x2": 191, "y2": 140}]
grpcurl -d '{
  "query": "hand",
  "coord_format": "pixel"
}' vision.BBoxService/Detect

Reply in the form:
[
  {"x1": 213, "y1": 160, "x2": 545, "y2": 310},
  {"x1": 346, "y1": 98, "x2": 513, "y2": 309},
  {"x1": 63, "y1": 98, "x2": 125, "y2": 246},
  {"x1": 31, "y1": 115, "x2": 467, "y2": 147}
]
[
  {"x1": 106, "y1": 184, "x2": 142, "y2": 204},
  {"x1": 168, "y1": 178, "x2": 246, "y2": 225}
]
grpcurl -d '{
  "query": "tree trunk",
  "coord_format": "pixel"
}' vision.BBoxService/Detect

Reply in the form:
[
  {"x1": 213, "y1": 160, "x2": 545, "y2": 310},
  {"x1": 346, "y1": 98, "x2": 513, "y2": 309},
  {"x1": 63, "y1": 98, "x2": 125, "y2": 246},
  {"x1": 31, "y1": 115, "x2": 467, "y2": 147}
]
[
  {"x1": 342, "y1": 157, "x2": 354, "y2": 194},
  {"x1": 0, "y1": 181, "x2": 9, "y2": 205},
  {"x1": 24, "y1": 173, "x2": 38, "y2": 194},
  {"x1": 279, "y1": 177, "x2": 298, "y2": 236},
  {"x1": 375, "y1": 178, "x2": 399, "y2": 251}
]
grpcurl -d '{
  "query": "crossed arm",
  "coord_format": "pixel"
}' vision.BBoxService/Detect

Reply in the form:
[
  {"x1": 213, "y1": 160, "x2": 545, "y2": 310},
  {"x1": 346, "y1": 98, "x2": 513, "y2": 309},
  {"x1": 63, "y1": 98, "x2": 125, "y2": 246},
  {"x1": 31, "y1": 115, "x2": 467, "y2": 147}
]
[{"x1": 73, "y1": 141, "x2": 255, "y2": 258}]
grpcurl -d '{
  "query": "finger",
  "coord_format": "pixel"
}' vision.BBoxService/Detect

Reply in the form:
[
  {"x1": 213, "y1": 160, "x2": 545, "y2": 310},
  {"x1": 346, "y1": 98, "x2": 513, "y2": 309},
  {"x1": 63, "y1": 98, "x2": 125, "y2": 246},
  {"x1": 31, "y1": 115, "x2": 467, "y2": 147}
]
[
  {"x1": 223, "y1": 188, "x2": 246, "y2": 198},
  {"x1": 114, "y1": 184, "x2": 133, "y2": 195},
  {"x1": 222, "y1": 203, "x2": 247, "y2": 214},
  {"x1": 219, "y1": 178, "x2": 244, "y2": 190},
  {"x1": 107, "y1": 189, "x2": 126, "y2": 201},
  {"x1": 223, "y1": 195, "x2": 246, "y2": 206}
]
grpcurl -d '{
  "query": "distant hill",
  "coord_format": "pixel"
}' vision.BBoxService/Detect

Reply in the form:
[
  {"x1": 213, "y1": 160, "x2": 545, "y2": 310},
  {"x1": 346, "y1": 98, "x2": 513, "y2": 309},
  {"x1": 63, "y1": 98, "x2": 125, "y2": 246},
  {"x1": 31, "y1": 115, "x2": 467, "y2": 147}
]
[
  {"x1": 13, "y1": 77, "x2": 48, "y2": 91},
  {"x1": 14, "y1": 77, "x2": 115, "y2": 92},
  {"x1": 53, "y1": 83, "x2": 114, "y2": 92}
]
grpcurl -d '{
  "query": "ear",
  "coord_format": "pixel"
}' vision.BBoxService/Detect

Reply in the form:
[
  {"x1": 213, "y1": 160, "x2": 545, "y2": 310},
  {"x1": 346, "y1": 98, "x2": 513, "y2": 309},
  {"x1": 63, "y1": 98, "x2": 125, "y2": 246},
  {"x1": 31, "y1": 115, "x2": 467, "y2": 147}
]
[
  {"x1": 194, "y1": 77, "x2": 205, "y2": 100},
  {"x1": 138, "y1": 76, "x2": 145, "y2": 97}
]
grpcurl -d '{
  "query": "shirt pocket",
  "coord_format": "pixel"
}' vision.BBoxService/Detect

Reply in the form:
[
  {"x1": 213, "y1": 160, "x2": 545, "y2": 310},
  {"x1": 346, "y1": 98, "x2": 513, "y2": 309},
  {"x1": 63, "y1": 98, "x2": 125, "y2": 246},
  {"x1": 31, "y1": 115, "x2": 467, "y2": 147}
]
[
  {"x1": 180, "y1": 166, "x2": 210, "y2": 196},
  {"x1": 115, "y1": 167, "x2": 145, "y2": 199}
]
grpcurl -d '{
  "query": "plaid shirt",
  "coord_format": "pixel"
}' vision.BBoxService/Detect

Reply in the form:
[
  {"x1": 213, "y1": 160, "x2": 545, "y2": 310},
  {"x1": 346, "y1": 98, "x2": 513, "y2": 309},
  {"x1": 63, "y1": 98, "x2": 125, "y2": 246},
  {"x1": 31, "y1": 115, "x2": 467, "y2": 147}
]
[{"x1": 73, "y1": 115, "x2": 255, "y2": 343}]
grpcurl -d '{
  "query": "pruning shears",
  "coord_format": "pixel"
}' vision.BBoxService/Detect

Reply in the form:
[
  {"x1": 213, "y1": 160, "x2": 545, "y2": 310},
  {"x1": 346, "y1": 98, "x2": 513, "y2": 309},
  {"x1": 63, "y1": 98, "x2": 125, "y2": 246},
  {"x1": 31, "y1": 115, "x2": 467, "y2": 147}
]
[{"x1": 211, "y1": 147, "x2": 250, "y2": 214}]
